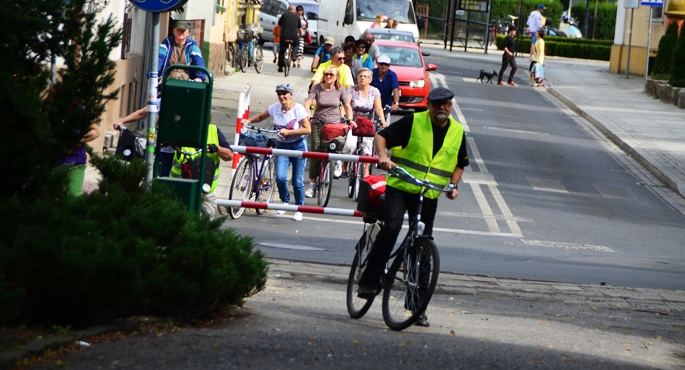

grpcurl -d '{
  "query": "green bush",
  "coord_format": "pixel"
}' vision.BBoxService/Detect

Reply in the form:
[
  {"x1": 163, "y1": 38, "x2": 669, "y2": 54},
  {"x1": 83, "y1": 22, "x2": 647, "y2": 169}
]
[
  {"x1": 652, "y1": 21, "x2": 679, "y2": 78},
  {"x1": 0, "y1": 153, "x2": 268, "y2": 327},
  {"x1": 669, "y1": 23, "x2": 685, "y2": 87}
]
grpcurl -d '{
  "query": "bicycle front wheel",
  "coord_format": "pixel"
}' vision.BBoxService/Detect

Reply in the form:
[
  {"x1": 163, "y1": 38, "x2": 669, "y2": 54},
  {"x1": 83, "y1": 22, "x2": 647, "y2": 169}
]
[
  {"x1": 354, "y1": 163, "x2": 364, "y2": 201},
  {"x1": 228, "y1": 158, "x2": 253, "y2": 219},
  {"x1": 382, "y1": 238, "x2": 440, "y2": 331},
  {"x1": 255, "y1": 156, "x2": 275, "y2": 215},
  {"x1": 347, "y1": 163, "x2": 356, "y2": 198},
  {"x1": 254, "y1": 44, "x2": 264, "y2": 74},
  {"x1": 317, "y1": 160, "x2": 332, "y2": 207},
  {"x1": 347, "y1": 232, "x2": 375, "y2": 319}
]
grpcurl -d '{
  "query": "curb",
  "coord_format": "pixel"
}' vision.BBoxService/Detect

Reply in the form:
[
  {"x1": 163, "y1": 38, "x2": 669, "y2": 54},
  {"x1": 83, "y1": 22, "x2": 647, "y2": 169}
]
[{"x1": 546, "y1": 86, "x2": 685, "y2": 198}]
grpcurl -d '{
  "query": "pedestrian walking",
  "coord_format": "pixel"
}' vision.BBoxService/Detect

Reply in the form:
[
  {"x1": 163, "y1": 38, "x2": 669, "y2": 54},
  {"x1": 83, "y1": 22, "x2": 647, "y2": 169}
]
[
  {"x1": 497, "y1": 25, "x2": 518, "y2": 86},
  {"x1": 527, "y1": 5, "x2": 545, "y2": 58},
  {"x1": 295, "y1": 5, "x2": 308, "y2": 69},
  {"x1": 272, "y1": 25, "x2": 281, "y2": 64},
  {"x1": 531, "y1": 29, "x2": 546, "y2": 87}
]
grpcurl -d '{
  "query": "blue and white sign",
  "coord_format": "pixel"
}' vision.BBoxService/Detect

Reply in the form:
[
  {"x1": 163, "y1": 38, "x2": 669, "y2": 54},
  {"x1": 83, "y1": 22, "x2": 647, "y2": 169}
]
[
  {"x1": 641, "y1": 0, "x2": 663, "y2": 6},
  {"x1": 131, "y1": 0, "x2": 190, "y2": 13}
]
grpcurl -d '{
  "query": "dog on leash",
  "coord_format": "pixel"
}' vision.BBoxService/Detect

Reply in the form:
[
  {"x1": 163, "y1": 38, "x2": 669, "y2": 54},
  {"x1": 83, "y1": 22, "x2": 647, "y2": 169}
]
[{"x1": 477, "y1": 69, "x2": 498, "y2": 84}]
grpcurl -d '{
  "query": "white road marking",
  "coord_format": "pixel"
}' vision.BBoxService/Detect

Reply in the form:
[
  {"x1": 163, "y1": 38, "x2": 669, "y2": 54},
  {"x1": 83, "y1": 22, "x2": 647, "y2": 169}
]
[{"x1": 521, "y1": 239, "x2": 614, "y2": 252}]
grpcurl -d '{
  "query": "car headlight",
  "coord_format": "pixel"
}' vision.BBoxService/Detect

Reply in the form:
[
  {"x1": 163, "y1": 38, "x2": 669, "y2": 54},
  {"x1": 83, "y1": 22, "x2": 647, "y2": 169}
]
[{"x1": 409, "y1": 79, "x2": 426, "y2": 88}]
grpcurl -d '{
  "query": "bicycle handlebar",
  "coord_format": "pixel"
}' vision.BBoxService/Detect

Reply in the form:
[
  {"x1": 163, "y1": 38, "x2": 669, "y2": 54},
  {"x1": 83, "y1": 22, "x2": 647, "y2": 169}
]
[
  {"x1": 242, "y1": 124, "x2": 279, "y2": 135},
  {"x1": 389, "y1": 166, "x2": 456, "y2": 193}
]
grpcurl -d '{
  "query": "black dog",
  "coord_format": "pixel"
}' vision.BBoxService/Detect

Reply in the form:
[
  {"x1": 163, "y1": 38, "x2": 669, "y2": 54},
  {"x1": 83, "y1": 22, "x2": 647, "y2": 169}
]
[{"x1": 477, "y1": 69, "x2": 498, "y2": 84}]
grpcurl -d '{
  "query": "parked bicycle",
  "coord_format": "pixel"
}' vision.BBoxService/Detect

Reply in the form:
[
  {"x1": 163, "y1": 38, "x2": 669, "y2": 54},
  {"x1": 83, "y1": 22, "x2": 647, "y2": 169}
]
[
  {"x1": 227, "y1": 125, "x2": 278, "y2": 219},
  {"x1": 237, "y1": 29, "x2": 264, "y2": 74},
  {"x1": 310, "y1": 117, "x2": 352, "y2": 207},
  {"x1": 346, "y1": 166, "x2": 455, "y2": 331}
]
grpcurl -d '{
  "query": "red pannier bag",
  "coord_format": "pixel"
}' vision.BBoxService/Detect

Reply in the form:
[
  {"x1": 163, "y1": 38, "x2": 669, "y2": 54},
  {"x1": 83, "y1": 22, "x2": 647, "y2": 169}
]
[
  {"x1": 352, "y1": 116, "x2": 375, "y2": 137},
  {"x1": 321, "y1": 123, "x2": 348, "y2": 141},
  {"x1": 357, "y1": 175, "x2": 386, "y2": 220}
]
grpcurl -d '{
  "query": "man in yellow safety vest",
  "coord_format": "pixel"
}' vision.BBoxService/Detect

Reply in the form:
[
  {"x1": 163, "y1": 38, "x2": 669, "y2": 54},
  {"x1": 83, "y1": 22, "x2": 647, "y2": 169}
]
[{"x1": 357, "y1": 87, "x2": 470, "y2": 327}]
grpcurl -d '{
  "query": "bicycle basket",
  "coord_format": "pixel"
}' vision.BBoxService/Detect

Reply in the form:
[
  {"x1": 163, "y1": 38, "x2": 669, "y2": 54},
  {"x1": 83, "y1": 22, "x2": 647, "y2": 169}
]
[
  {"x1": 237, "y1": 29, "x2": 254, "y2": 42},
  {"x1": 239, "y1": 132, "x2": 270, "y2": 147},
  {"x1": 321, "y1": 123, "x2": 348, "y2": 141},
  {"x1": 357, "y1": 175, "x2": 386, "y2": 221},
  {"x1": 352, "y1": 116, "x2": 375, "y2": 137}
]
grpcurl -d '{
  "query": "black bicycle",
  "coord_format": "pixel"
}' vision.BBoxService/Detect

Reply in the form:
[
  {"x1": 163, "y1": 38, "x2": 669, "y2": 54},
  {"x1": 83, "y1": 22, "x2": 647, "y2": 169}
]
[{"x1": 346, "y1": 166, "x2": 455, "y2": 331}]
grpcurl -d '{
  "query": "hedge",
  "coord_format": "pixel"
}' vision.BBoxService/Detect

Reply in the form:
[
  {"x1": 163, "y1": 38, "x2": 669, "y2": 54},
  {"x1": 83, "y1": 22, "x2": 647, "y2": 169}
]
[
  {"x1": 570, "y1": 2, "x2": 618, "y2": 41},
  {"x1": 495, "y1": 34, "x2": 611, "y2": 60}
]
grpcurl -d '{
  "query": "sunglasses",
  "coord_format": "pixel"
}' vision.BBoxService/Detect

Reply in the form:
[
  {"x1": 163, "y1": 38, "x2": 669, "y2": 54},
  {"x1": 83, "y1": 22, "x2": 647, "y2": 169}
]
[
  {"x1": 336, "y1": 57, "x2": 345, "y2": 61},
  {"x1": 378, "y1": 63, "x2": 390, "y2": 66},
  {"x1": 358, "y1": 45, "x2": 366, "y2": 49},
  {"x1": 324, "y1": 73, "x2": 337, "y2": 77}
]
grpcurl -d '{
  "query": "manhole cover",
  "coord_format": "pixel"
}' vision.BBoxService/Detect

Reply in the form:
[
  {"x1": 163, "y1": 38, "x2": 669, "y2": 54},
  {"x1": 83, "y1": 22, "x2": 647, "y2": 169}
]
[{"x1": 259, "y1": 242, "x2": 326, "y2": 251}]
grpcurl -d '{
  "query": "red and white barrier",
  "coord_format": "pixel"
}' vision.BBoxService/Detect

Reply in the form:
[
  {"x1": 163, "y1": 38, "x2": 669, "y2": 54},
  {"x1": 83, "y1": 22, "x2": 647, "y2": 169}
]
[
  {"x1": 216, "y1": 200, "x2": 365, "y2": 217},
  {"x1": 232, "y1": 85, "x2": 252, "y2": 169},
  {"x1": 229, "y1": 145, "x2": 380, "y2": 163}
]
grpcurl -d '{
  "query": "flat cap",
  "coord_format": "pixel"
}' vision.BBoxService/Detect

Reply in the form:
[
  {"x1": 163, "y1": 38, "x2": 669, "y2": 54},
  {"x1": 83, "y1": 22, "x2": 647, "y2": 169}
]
[
  {"x1": 275, "y1": 82, "x2": 294, "y2": 95},
  {"x1": 427, "y1": 87, "x2": 455, "y2": 102}
]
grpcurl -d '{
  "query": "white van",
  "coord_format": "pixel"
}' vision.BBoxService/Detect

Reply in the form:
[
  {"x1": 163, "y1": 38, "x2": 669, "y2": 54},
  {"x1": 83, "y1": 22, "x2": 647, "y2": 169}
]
[{"x1": 316, "y1": 0, "x2": 419, "y2": 46}]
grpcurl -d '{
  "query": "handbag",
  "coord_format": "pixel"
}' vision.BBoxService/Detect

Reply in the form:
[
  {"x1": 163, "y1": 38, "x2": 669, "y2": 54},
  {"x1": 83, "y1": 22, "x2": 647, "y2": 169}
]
[
  {"x1": 352, "y1": 116, "x2": 375, "y2": 137},
  {"x1": 534, "y1": 63, "x2": 544, "y2": 80},
  {"x1": 239, "y1": 132, "x2": 269, "y2": 147},
  {"x1": 304, "y1": 30, "x2": 313, "y2": 44},
  {"x1": 321, "y1": 123, "x2": 348, "y2": 141}
]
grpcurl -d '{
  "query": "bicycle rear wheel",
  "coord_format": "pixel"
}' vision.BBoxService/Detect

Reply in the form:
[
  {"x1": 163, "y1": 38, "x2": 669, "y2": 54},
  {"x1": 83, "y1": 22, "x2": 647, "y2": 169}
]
[
  {"x1": 317, "y1": 160, "x2": 332, "y2": 207},
  {"x1": 382, "y1": 238, "x2": 440, "y2": 331},
  {"x1": 255, "y1": 156, "x2": 275, "y2": 215},
  {"x1": 346, "y1": 229, "x2": 377, "y2": 319},
  {"x1": 228, "y1": 158, "x2": 253, "y2": 219},
  {"x1": 238, "y1": 46, "x2": 248, "y2": 73},
  {"x1": 254, "y1": 44, "x2": 264, "y2": 74},
  {"x1": 284, "y1": 46, "x2": 291, "y2": 77}
]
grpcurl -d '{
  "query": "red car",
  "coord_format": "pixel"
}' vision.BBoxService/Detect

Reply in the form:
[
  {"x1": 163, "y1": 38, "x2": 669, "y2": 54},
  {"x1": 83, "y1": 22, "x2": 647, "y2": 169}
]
[{"x1": 374, "y1": 40, "x2": 437, "y2": 111}]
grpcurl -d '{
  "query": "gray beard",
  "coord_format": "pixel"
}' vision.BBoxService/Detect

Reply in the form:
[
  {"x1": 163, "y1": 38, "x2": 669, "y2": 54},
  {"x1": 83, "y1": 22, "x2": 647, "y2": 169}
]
[{"x1": 434, "y1": 112, "x2": 449, "y2": 123}]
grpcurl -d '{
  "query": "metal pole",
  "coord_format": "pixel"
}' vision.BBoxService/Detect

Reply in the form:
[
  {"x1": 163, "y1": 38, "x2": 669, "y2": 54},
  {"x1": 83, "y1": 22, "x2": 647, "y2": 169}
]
[
  {"x1": 145, "y1": 12, "x2": 161, "y2": 185},
  {"x1": 449, "y1": 4, "x2": 457, "y2": 52},
  {"x1": 583, "y1": 0, "x2": 590, "y2": 37},
  {"x1": 444, "y1": 0, "x2": 453, "y2": 49},
  {"x1": 645, "y1": 7, "x2": 653, "y2": 86},
  {"x1": 626, "y1": 8, "x2": 634, "y2": 78},
  {"x1": 484, "y1": 0, "x2": 492, "y2": 54},
  {"x1": 592, "y1": 0, "x2": 599, "y2": 39}
]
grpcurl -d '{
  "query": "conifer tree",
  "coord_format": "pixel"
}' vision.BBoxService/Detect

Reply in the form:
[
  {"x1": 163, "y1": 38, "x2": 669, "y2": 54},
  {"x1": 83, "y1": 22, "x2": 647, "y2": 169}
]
[
  {"x1": 669, "y1": 23, "x2": 685, "y2": 87},
  {"x1": 652, "y1": 21, "x2": 679, "y2": 78},
  {"x1": 0, "y1": 0, "x2": 121, "y2": 200}
]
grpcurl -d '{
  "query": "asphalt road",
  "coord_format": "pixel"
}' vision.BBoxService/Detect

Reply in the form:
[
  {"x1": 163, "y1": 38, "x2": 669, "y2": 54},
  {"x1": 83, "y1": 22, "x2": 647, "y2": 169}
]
[{"x1": 221, "y1": 54, "x2": 685, "y2": 291}]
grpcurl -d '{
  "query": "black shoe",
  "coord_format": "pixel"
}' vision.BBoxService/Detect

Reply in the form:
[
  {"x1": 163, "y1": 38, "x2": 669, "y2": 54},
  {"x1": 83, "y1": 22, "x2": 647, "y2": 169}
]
[
  {"x1": 357, "y1": 285, "x2": 377, "y2": 300},
  {"x1": 414, "y1": 314, "x2": 429, "y2": 327},
  {"x1": 278, "y1": 67, "x2": 283, "y2": 72}
]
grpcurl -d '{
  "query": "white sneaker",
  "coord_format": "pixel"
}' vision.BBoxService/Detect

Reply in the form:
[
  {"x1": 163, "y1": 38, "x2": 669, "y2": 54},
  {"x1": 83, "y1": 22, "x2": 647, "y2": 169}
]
[
  {"x1": 305, "y1": 188, "x2": 315, "y2": 198},
  {"x1": 334, "y1": 161, "x2": 342, "y2": 178},
  {"x1": 292, "y1": 212, "x2": 303, "y2": 221},
  {"x1": 277, "y1": 200, "x2": 287, "y2": 215}
]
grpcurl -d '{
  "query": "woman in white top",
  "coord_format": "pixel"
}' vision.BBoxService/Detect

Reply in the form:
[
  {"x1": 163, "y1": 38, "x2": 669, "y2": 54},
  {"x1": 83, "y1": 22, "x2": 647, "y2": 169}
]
[
  {"x1": 242, "y1": 83, "x2": 311, "y2": 221},
  {"x1": 342, "y1": 68, "x2": 387, "y2": 177}
]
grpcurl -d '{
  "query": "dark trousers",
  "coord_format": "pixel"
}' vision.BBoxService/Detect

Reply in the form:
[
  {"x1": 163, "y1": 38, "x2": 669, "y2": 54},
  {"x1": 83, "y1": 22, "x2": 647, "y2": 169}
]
[
  {"x1": 498, "y1": 55, "x2": 517, "y2": 83},
  {"x1": 358, "y1": 186, "x2": 438, "y2": 289},
  {"x1": 278, "y1": 38, "x2": 300, "y2": 68}
]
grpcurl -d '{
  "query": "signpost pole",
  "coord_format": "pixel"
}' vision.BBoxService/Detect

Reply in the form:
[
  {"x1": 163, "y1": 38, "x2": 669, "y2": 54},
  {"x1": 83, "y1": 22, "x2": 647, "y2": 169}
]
[
  {"x1": 626, "y1": 8, "x2": 634, "y2": 78},
  {"x1": 145, "y1": 12, "x2": 160, "y2": 185},
  {"x1": 645, "y1": 7, "x2": 653, "y2": 86}
]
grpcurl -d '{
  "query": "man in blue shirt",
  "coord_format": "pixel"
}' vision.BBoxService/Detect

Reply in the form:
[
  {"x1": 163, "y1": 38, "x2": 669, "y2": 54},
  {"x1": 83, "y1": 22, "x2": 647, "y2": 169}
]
[
  {"x1": 371, "y1": 55, "x2": 400, "y2": 112},
  {"x1": 311, "y1": 36, "x2": 334, "y2": 72}
]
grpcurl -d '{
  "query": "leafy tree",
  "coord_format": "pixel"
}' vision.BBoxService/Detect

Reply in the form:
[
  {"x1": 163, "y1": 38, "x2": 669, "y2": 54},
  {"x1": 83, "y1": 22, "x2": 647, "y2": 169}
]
[
  {"x1": 668, "y1": 23, "x2": 685, "y2": 87},
  {"x1": 0, "y1": 0, "x2": 121, "y2": 201},
  {"x1": 651, "y1": 20, "x2": 679, "y2": 78}
]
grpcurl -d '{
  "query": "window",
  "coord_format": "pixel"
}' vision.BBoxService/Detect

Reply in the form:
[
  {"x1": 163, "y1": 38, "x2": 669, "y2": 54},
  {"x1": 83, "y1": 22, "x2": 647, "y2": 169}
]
[
  {"x1": 650, "y1": 6, "x2": 663, "y2": 21},
  {"x1": 120, "y1": 12, "x2": 132, "y2": 59}
]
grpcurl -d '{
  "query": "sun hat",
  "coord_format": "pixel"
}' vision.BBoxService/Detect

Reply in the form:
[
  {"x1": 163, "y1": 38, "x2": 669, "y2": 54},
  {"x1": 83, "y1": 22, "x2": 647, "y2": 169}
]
[{"x1": 377, "y1": 55, "x2": 391, "y2": 64}]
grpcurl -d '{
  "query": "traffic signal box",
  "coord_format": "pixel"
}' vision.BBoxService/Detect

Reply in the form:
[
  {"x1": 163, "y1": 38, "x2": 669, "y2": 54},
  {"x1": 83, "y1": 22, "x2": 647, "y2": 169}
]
[{"x1": 154, "y1": 65, "x2": 214, "y2": 212}]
